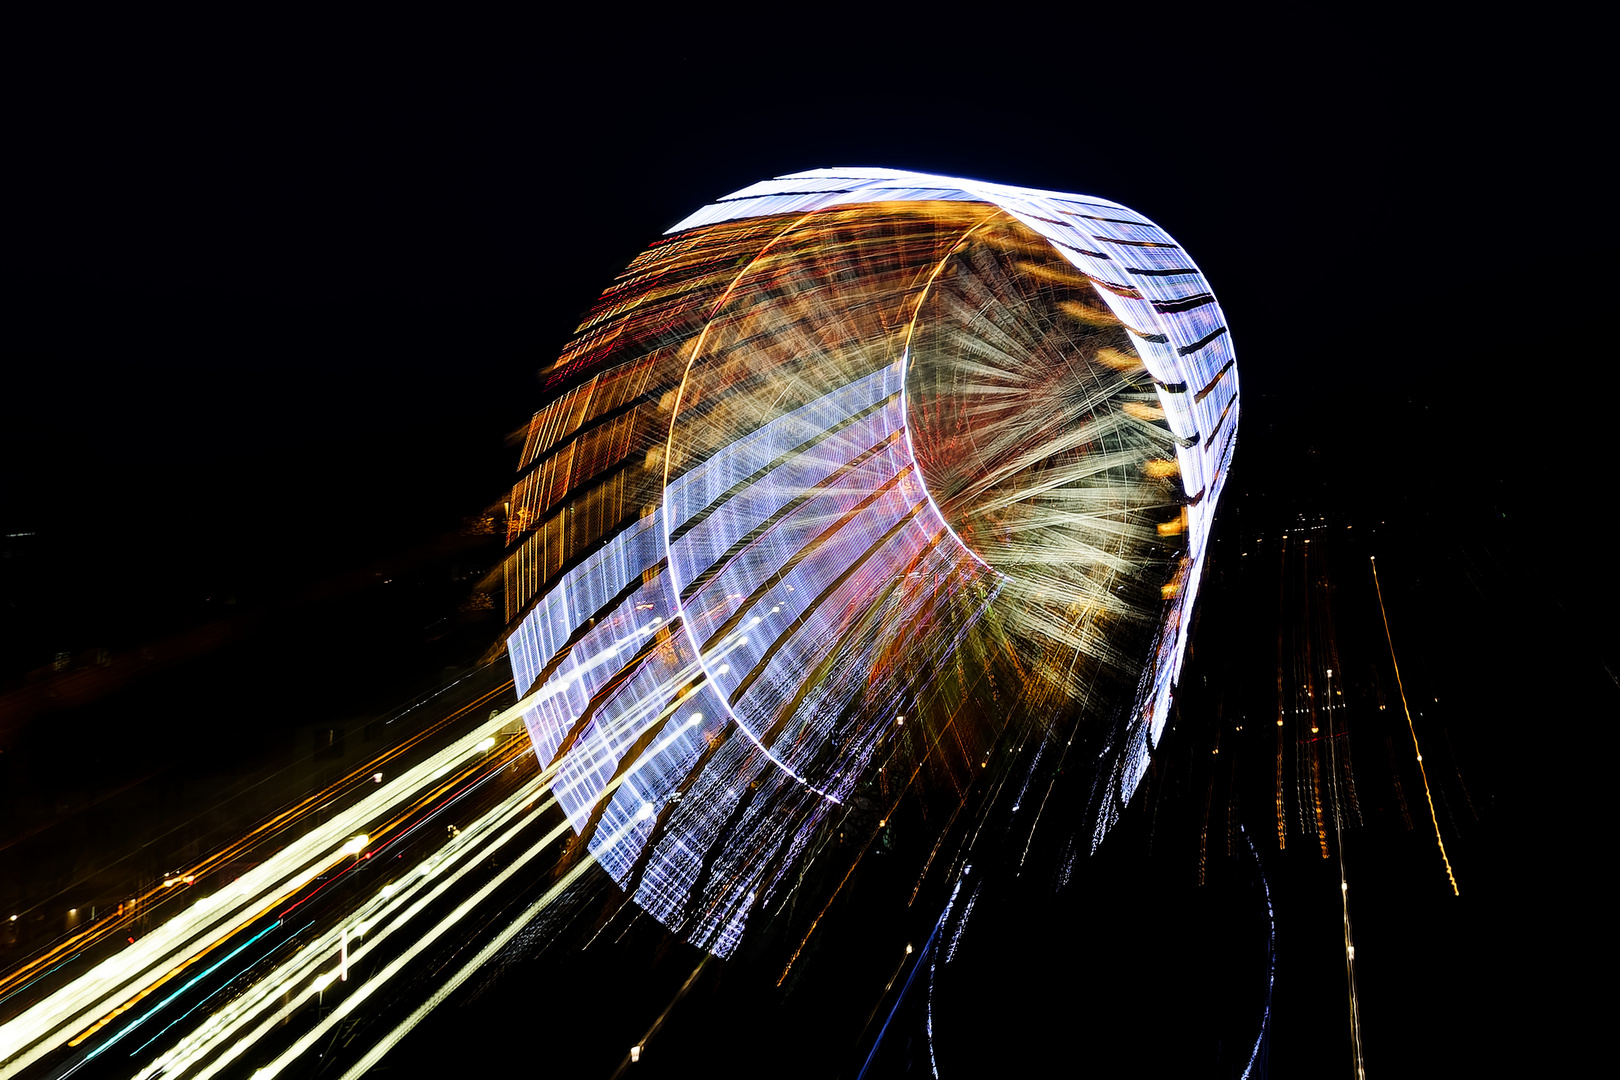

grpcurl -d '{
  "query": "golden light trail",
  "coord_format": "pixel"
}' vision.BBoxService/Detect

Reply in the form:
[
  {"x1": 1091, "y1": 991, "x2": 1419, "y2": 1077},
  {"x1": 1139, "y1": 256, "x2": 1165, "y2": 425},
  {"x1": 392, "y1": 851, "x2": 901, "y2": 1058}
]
[{"x1": 1371, "y1": 556, "x2": 1459, "y2": 896}]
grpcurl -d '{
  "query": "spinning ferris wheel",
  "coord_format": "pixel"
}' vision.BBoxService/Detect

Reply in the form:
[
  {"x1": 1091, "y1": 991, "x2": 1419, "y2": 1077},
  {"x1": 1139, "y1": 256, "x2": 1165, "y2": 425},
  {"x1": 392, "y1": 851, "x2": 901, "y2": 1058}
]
[{"x1": 499, "y1": 168, "x2": 1238, "y2": 955}]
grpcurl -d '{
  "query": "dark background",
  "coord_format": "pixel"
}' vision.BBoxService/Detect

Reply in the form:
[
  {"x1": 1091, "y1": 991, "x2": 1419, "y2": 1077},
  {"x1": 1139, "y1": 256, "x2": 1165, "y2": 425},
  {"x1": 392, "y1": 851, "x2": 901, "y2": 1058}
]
[
  {"x1": 4, "y1": 9, "x2": 1604, "y2": 1076},
  {"x1": 7, "y1": 11, "x2": 1596, "y2": 649}
]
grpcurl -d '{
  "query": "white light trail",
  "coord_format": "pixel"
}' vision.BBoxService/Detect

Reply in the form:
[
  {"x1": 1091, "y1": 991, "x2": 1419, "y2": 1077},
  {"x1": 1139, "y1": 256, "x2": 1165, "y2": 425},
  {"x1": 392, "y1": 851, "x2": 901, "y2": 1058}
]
[
  {"x1": 138, "y1": 769, "x2": 555, "y2": 1080},
  {"x1": 334, "y1": 813, "x2": 657, "y2": 1079},
  {"x1": 108, "y1": 645, "x2": 711, "y2": 1080},
  {"x1": 0, "y1": 652, "x2": 634, "y2": 1078}
]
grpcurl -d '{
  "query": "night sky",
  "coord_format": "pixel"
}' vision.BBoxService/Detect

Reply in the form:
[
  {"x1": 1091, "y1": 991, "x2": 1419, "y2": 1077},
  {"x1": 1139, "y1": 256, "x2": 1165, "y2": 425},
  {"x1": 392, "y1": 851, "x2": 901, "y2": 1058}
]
[
  {"x1": 5, "y1": 11, "x2": 1604, "y2": 1076},
  {"x1": 8, "y1": 14, "x2": 1591, "y2": 576}
]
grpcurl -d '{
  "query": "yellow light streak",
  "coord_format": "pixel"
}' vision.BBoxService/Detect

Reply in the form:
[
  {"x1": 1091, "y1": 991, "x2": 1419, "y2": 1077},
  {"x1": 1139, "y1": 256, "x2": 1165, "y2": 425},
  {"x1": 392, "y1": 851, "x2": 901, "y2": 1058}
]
[{"x1": 1371, "y1": 557, "x2": 1458, "y2": 895}]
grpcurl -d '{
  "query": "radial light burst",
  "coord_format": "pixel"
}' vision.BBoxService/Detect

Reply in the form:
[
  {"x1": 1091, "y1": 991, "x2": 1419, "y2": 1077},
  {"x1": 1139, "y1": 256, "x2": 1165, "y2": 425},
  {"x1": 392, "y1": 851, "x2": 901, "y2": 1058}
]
[{"x1": 500, "y1": 168, "x2": 1239, "y2": 956}]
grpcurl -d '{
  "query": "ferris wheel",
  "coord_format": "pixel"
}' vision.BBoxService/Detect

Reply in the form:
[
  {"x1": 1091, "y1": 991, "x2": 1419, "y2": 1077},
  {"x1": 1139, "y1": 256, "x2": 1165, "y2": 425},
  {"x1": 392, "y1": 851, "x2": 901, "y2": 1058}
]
[{"x1": 500, "y1": 168, "x2": 1239, "y2": 955}]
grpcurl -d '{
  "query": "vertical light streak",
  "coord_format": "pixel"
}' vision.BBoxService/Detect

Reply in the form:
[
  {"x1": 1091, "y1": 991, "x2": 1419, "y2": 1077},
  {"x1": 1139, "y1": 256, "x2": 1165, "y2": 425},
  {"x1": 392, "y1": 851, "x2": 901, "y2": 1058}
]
[
  {"x1": 1371, "y1": 557, "x2": 1459, "y2": 895},
  {"x1": 1326, "y1": 686, "x2": 1365, "y2": 1080},
  {"x1": 1275, "y1": 532, "x2": 1288, "y2": 849},
  {"x1": 1340, "y1": 874, "x2": 1364, "y2": 1080}
]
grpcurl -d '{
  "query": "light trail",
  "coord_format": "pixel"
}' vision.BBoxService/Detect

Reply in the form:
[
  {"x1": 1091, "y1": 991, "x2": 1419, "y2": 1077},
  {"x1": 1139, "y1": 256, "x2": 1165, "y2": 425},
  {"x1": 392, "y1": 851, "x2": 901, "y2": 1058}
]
[
  {"x1": 160, "y1": 658, "x2": 720, "y2": 1077},
  {"x1": 242, "y1": 815, "x2": 578, "y2": 1080},
  {"x1": 776, "y1": 678, "x2": 1001, "y2": 987},
  {"x1": 1016, "y1": 722, "x2": 1080, "y2": 871},
  {"x1": 0, "y1": 677, "x2": 512, "y2": 1007},
  {"x1": 273, "y1": 782, "x2": 668, "y2": 1079},
  {"x1": 141, "y1": 768, "x2": 555, "y2": 1080},
  {"x1": 856, "y1": 867, "x2": 960, "y2": 1080},
  {"x1": 1276, "y1": 532, "x2": 1288, "y2": 849},
  {"x1": 2, "y1": 646, "x2": 608, "y2": 1077},
  {"x1": 2, "y1": 623, "x2": 761, "y2": 1079},
  {"x1": 605, "y1": 954, "x2": 711, "y2": 1080},
  {"x1": 1238, "y1": 827, "x2": 1274, "y2": 1080},
  {"x1": 1326, "y1": 691, "x2": 1366, "y2": 1080},
  {"x1": 1371, "y1": 556, "x2": 1459, "y2": 895}
]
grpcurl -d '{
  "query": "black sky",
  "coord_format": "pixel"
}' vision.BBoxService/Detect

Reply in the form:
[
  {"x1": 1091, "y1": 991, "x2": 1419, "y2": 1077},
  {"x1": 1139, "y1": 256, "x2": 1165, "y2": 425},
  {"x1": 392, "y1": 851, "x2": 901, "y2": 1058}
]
[
  {"x1": 5, "y1": 9, "x2": 1602, "y2": 748},
  {"x1": 10, "y1": 12, "x2": 1589, "y2": 458},
  {"x1": 7, "y1": 5, "x2": 1605, "y2": 719}
]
